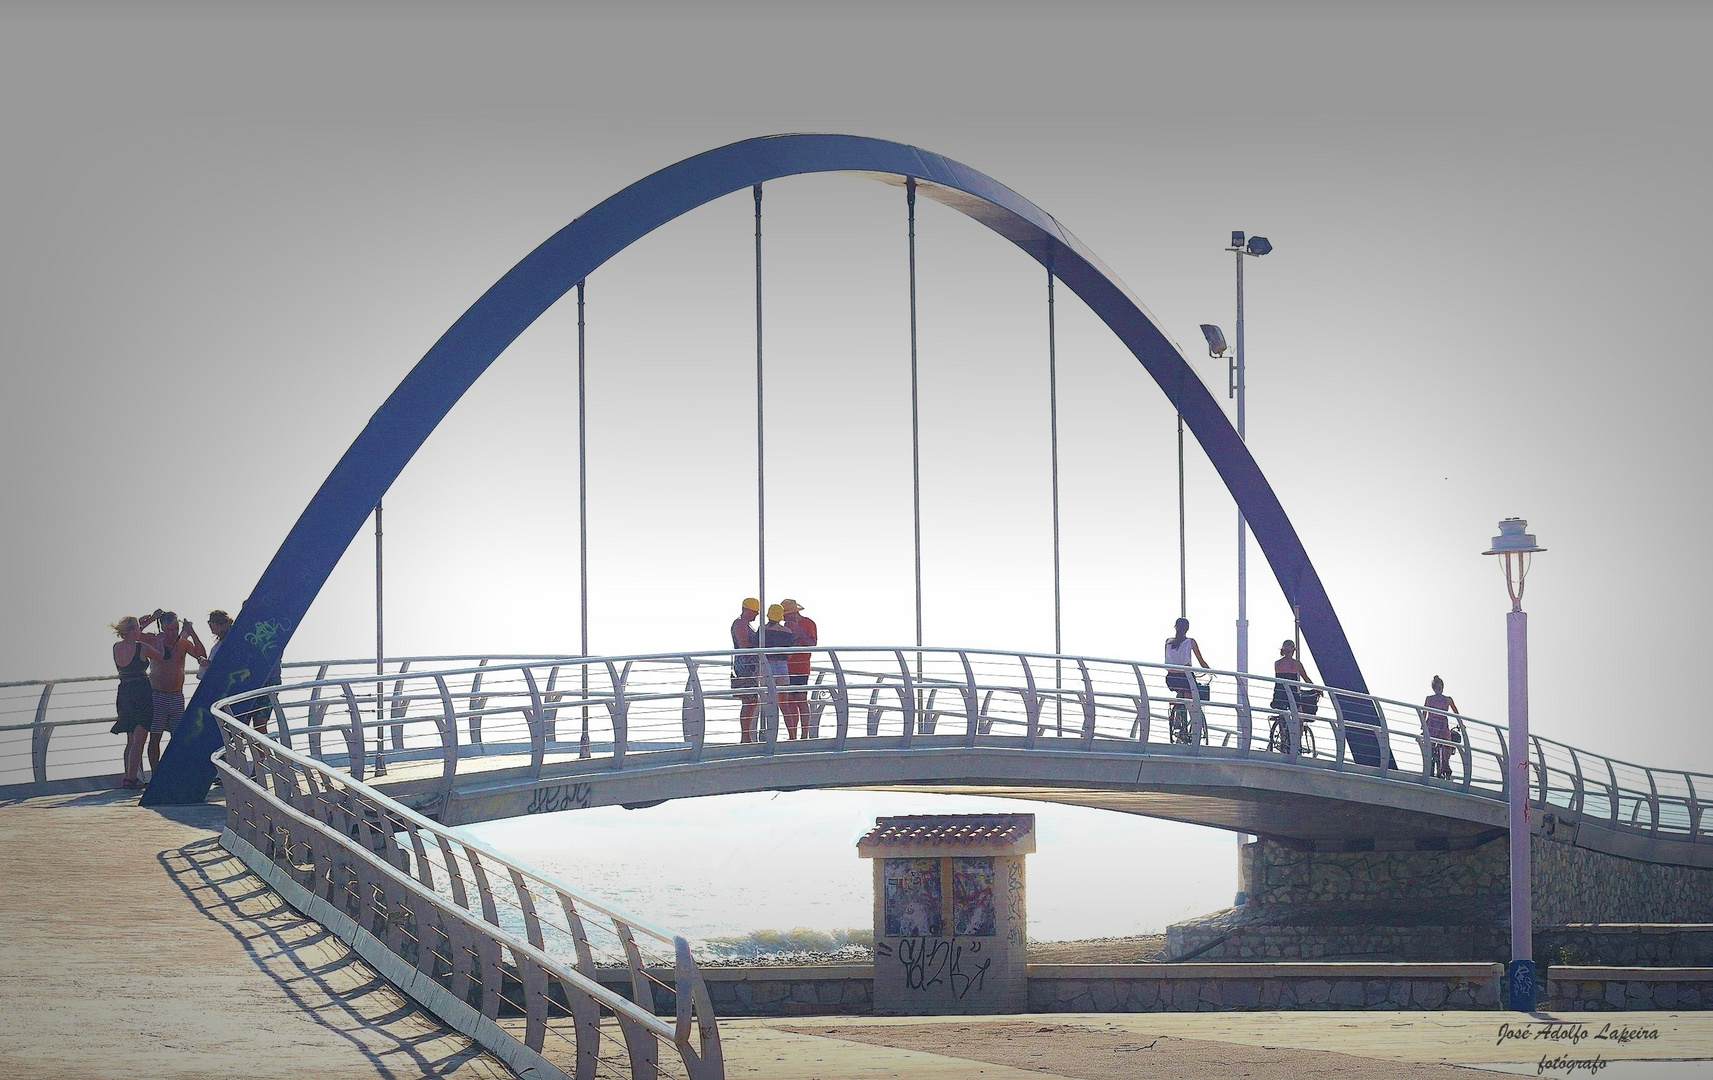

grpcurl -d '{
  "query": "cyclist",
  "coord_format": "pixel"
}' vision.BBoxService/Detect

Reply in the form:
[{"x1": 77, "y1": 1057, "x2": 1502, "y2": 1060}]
[
  {"x1": 1164, "y1": 618, "x2": 1209, "y2": 743},
  {"x1": 1420, "y1": 676, "x2": 1460, "y2": 779},
  {"x1": 1267, "y1": 639, "x2": 1319, "y2": 755}
]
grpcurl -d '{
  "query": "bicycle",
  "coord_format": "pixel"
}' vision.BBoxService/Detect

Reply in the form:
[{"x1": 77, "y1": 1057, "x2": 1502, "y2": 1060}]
[
  {"x1": 1266, "y1": 712, "x2": 1317, "y2": 757},
  {"x1": 1167, "y1": 678, "x2": 1211, "y2": 745},
  {"x1": 1265, "y1": 684, "x2": 1321, "y2": 758}
]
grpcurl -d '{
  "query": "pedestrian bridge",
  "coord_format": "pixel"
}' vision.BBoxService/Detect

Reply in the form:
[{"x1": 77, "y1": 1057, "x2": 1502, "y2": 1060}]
[{"x1": 186, "y1": 646, "x2": 1710, "y2": 871}]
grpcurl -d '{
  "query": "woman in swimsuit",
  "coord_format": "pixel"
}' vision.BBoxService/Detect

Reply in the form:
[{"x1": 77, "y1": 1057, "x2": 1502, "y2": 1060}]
[
  {"x1": 110, "y1": 616, "x2": 153, "y2": 788},
  {"x1": 1421, "y1": 676, "x2": 1460, "y2": 780},
  {"x1": 1163, "y1": 617, "x2": 1209, "y2": 697}
]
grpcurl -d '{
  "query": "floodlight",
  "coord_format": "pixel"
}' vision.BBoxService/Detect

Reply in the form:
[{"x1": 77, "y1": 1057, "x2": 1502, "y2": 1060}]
[
  {"x1": 1199, "y1": 324, "x2": 1228, "y2": 357},
  {"x1": 1246, "y1": 236, "x2": 1272, "y2": 257},
  {"x1": 1230, "y1": 231, "x2": 1245, "y2": 249}
]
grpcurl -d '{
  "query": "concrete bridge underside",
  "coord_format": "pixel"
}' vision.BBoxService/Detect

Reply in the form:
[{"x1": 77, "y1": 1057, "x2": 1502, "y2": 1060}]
[{"x1": 355, "y1": 744, "x2": 1699, "y2": 871}]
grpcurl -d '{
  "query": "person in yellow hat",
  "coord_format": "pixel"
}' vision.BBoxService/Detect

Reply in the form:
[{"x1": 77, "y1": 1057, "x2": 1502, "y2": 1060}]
[
  {"x1": 761, "y1": 605, "x2": 795, "y2": 715},
  {"x1": 731, "y1": 598, "x2": 761, "y2": 742},
  {"x1": 780, "y1": 599, "x2": 817, "y2": 738}
]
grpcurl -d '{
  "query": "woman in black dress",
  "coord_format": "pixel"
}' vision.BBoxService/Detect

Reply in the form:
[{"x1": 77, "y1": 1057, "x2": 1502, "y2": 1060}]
[{"x1": 110, "y1": 615, "x2": 153, "y2": 788}]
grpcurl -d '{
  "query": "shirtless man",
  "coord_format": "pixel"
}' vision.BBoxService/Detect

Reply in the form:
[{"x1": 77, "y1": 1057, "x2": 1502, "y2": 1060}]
[{"x1": 140, "y1": 610, "x2": 207, "y2": 771}]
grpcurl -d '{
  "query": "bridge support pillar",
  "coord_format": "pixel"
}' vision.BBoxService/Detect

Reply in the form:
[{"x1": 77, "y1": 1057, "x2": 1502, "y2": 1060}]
[{"x1": 1168, "y1": 831, "x2": 1713, "y2": 963}]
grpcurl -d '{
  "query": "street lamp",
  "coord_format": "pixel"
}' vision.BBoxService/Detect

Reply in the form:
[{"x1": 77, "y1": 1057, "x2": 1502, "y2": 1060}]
[
  {"x1": 1207, "y1": 231, "x2": 1271, "y2": 711},
  {"x1": 1484, "y1": 517, "x2": 1546, "y2": 1012}
]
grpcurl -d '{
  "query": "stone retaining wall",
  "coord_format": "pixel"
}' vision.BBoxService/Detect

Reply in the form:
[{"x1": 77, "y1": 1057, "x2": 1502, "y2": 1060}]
[
  {"x1": 599, "y1": 966, "x2": 873, "y2": 1017},
  {"x1": 1546, "y1": 967, "x2": 1713, "y2": 1010},
  {"x1": 1538, "y1": 925, "x2": 1713, "y2": 967},
  {"x1": 1026, "y1": 963, "x2": 1501, "y2": 1012}
]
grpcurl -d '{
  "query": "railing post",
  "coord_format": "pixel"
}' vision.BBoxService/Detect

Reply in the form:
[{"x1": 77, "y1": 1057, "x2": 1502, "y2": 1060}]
[
  {"x1": 1235, "y1": 672, "x2": 1252, "y2": 756},
  {"x1": 605, "y1": 660, "x2": 629, "y2": 769},
  {"x1": 338, "y1": 682, "x2": 367, "y2": 782},
  {"x1": 894, "y1": 651, "x2": 917, "y2": 749},
  {"x1": 1020, "y1": 655, "x2": 1042, "y2": 748},
  {"x1": 1644, "y1": 767, "x2": 1661, "y2": 837},
  {"x1": 829, "y1": 651, "x2": 850, "y2": 750},
  {"x1": 1567, "y1": 746, "x2": 1586, "y2": 817},
  {"x1": 306, "y1": 663, "x2": 330, "y2": 758},
  {"x1": 674, "y1": 935, "x2": 725, "y2": 1080},
  {"x1": 521, "y1": 666, "x2": 546, "y2": 780},
  {"x1": 432, "y1": 674, "x2": 460, "y2": 811},
  {"x1": 556, "y1": 894, "x2": 604, "y2": 1080},
  {"x1": 1606, "y1": 758, "x2": 1621, "y2": 826},
  {"x1": 1077, "y1": 659, "x2": 1096, "y2": 750},
  {"x1": 1284, "y1": 679, "x2": 1303, "y2": 762},
  {"x1": 1495, "y1": 727, "x2": 1510, "y2": 799},
  {"x1": 1326, "y1": 690, "x2": 1349, "y2": 770},
  {"x1": 614, "y1": 920, "x2": 663, "y2": 1075},
  {"x1": 1131, "y1": 664, "x2": 1152, "y2": 745},
  {"x1": 541, "y1": 664, "x2": 562, "y2": 744},
  {"x1": 30, "y1": 682, "x2": 54, "y2": 786},
  {"x1": 389, "y1": 659, "x2": 411, "y2": 751},
  {"x1": 1687, "y1": 774, "x2": 1702, "y2": 843},
  {"x1": 1532, "y1": 737, "x2": 1551, "y2": 811},
  {"x1": 466, "y1": 658, "x2": 490, "y2": 747},
  {"x1": 681, "y1": 659, "x2": 706, "y2": 760},
  {"x1": 760, "y1": 665, "x2": 780, "y2": 755},
  {"x1": 960, "y1": 651, "x2": 980, "y2": 747}
]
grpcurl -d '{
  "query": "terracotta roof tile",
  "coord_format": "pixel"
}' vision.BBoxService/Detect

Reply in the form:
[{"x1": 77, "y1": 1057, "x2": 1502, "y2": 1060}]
[{"x1": 856, "y1": 813, "x2": 1035, "y2": 848}]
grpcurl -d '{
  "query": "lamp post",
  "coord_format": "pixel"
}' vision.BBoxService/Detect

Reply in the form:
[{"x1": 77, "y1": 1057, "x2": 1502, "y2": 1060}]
[
  {"x1": 1199, "y1": 232, "x2": 1270, "y2": 719},
  {"x1": 1484, "y1": 517, "x2": 1546, "y2": 1012}
]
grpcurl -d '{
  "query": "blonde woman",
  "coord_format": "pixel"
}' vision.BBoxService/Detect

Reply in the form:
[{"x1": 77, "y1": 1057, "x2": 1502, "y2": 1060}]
[
  {"x1": 110, "y1": 616, "x2": 153, "y2": 788},
  {"x1": 1421, "y1": 676, "x2": 1460, "y2": 780}
]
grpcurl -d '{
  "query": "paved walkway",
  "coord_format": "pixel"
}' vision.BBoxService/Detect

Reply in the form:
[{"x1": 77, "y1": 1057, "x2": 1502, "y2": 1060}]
[
  {"x1": 3, "y1": 790, "x2": 1709, "y2": 1080},
  {"x1": 0, "y1": 790, "x2": 510, "y2": 1080}
]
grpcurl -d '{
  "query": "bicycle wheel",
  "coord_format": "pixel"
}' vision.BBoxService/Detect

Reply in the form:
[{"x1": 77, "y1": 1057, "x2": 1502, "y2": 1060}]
[
  {"x1": 1300, "y1": 724, "x2": 1316, "y2": 758},
  {"x1": 1267, "y1": 718, "x2": 1286, "y2": 754}
]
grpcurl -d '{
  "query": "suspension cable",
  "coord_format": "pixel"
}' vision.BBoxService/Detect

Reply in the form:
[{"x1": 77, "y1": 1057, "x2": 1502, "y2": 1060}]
[
  {"x1": 907, "y1": 179, "x2": 922, "y2": 651},
  {"x1": 1048, "y1": 269, "x2": 1062, "y2": 657},
  {"x1": 754, "y1": 184, "x2": 767, "y2": 615},
  {"x1": 1048, "y1": 269, "x2": 1063, "y2": 737},
  {"x1": 1178, "y1": 414, "x2": 1187, "y2": 620},
  {"x1": 577, "y1": 278, "x2": 590, "y2": 757}
]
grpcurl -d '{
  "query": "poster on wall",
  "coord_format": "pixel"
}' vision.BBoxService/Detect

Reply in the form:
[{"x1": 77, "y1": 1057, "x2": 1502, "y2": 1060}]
[
  {"x1": 883, "y1": 858, "x2": 943, "y2": 936},
  {"x1": 952, "y1": 856, "x2": 996, "y2": 936}
]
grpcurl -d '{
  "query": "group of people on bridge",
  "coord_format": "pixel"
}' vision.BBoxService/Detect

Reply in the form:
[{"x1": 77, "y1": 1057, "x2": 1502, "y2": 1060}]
[
  {"x1": 110, "y1": 607, "x2": 267, "y2": 789},
  {"x1": 729, "y1": 597, "x2": 818, "y2": 743},
  {"x1": 1164, "y1": 616, "x2": 1465, "y2": 776}
]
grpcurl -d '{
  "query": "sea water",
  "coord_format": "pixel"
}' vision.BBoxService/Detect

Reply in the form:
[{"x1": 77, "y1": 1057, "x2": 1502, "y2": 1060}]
[{"x1": 463, "y1": 789, "x2": 1237, "y2": 952}]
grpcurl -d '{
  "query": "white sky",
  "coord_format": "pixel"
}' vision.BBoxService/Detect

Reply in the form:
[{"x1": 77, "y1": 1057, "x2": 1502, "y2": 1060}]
[{"x1": 3, "y1": 3, "x2": 1710, "y2": 913}]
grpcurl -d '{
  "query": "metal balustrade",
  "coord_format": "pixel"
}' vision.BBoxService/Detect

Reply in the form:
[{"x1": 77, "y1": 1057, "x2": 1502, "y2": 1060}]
[
  {"x1": 215, "y1": 710, "x2": 723, "y2": 1080},
  {"x1": 8, "y1": 647, "x2": 1710, "y2": 856},
  {"x1": 0, "y1": 656, "x2": 567, "y2": 793},
  {"x1": 185, "y1": 647, "x2": 1711, "y2": 853}
]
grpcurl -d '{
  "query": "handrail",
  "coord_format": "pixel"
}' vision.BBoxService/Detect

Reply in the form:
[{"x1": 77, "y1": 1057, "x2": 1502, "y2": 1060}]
[
  {"x1": 8, "y1": 647, "x2": 1712, "y2": 858},
  {"x1": 214, "y1": 708, "x2": 723, "y2": 1080}
]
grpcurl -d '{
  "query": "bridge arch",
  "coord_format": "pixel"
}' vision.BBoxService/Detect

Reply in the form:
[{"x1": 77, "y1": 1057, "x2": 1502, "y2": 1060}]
[{"x1": 148, "y1": 133, "x2": 1367, "y2": 803}]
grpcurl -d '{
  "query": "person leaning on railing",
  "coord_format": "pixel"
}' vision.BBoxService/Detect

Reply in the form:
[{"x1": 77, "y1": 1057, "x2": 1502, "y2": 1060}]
[{"x1": 204, "y1": 609, "x2": 276, "y2": 734}]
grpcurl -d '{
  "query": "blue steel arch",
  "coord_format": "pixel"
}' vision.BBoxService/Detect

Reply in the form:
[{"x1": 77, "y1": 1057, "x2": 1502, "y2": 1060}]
[{"x1": 147, "y1": 133, "x2": 1369, "y2": 804}]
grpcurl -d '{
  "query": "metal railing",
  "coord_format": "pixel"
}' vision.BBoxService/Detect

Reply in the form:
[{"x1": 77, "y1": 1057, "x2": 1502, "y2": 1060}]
[
  {"x1": 7, "y1": 647, "x2": 1708, "y2": 853},
  {"x1": 215, "y1": 708, "x2": 723, "y2": 1080},
  {"x1": 202, "y1": 646, "x2": 1708, "y2": 850},
  {"x1": 0, "y1": 655, "x2": 567, "y2": 793}
]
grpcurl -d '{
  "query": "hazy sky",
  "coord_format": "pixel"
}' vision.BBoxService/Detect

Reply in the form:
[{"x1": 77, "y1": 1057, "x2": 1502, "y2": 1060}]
[{"x1": 5, "y1": 1, "x2": 1710, "y2": 795}]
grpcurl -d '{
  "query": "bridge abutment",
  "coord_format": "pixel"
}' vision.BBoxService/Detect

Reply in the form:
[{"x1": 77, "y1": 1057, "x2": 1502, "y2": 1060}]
[{"x1": 1166, "y1": 832, "x2": 1713, "y2": 963}]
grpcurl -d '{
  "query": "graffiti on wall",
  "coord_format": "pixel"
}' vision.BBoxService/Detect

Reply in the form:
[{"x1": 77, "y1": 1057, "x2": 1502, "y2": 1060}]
[
  {"x1": 883, "y1": 858, "x2": 943, "y2": 937},
  {"x1": 952, "y1": 857, "x2": 996, "y2": 937},
  {"x1": 895, "y1": 935, "x2": 992, "y2": 999}
]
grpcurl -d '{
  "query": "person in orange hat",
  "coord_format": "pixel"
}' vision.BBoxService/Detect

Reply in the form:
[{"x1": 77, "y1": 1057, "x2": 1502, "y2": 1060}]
[
  {"x1": 731, "y1": 598, "x2": 761, "y2": 742},
  {"x1": 780, "y1": 599, "x2": 817, "y2": 738}
]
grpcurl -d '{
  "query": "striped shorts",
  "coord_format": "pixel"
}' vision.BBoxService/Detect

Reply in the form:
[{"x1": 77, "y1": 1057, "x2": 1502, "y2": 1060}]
[{"x1": 150, "y1": 690, "x2": 186, "y2": 734}]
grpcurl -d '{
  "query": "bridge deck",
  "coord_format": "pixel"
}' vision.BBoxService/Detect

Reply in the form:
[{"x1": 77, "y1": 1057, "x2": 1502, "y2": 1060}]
[{"x1": 0, "y1": 791, "x2": 512, "y2": 1080}]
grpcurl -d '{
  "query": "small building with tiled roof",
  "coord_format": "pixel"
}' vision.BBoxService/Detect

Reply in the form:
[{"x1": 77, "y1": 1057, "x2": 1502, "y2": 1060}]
[{"x1": 858, "y1": 813, "x2": 1035, "y2": 1014}]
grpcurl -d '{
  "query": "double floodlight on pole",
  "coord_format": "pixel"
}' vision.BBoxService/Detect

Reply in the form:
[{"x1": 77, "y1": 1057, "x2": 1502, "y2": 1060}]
[
  {"x1": 1484, "y1": 517, "x2": 1546, "y2": 1012},
  {"x1": 1203, "y1": 231, "x2": 1271, "y2": 722}
]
